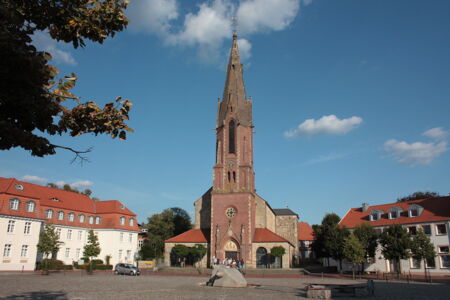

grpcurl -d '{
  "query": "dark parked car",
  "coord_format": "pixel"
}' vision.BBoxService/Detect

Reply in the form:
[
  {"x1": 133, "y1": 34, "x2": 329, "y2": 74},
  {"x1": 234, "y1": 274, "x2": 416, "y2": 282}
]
[{"x1": 114, "y1": 263, "x2": 140, "y2": 276}]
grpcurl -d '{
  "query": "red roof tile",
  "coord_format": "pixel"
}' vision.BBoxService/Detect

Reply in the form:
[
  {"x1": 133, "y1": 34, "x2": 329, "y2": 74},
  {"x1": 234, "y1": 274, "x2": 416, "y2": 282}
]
[
  {"x1": 298, "y1": 222, "x2": 315, "y2": 241},
  {"x1": 340, "y1": 197, "x2": 450, "y2": 228},
  {"x1": 253, "y1": 228, "x2": 289, "y2": 243},
  {"x1": 165, "y1": 229, "x2": 210, "y2": 243}
]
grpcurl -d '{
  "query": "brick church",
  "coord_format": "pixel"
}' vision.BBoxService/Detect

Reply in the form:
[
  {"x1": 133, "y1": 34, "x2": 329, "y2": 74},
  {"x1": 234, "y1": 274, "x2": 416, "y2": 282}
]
[{"x1": 165, "y1": 33, "x2": 300, "y2": 269}]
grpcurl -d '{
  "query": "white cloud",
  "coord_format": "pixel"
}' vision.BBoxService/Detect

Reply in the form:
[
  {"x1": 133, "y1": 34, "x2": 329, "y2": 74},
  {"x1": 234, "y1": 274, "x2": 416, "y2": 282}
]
[
  {"x1": 301, "y1": 152, "x2": 348, "y2": 166},
  {"x1": 22, "y1": 175, "x2": 48, "y2": 185},
  {"x1": 32, "y1": 31, "x2": 76, "y2": 65},
  {"x1": 237, "y1": 38, "x2": 252, "y2": 61},
  {"x1": 237, "y1": 0, "x2": 299, "y2": 34},
  {"x1": 71, "y1": 180, "x2": 93, "y2": 189},
  {"x1": 284, "y1": 115, "x2": 363, "y2": 138},
  {"x1": 127, "y1": 0, "x2": 304, "y2": 62},
  {"x1": 55, "y1": 181, "x2": 66, "y2": 187},
  {"x1": 127, "y1": 0, "x2": 178, "y2": 35},
  {"x1": 383, "y1": 140, "x2": 447, "y2": 166},
  {"x1": 423, "y1": 127, "x2": 448, "y2": 141}
]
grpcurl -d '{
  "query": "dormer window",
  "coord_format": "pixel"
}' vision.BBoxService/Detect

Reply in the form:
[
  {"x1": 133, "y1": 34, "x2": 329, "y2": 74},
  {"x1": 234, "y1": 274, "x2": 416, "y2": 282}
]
[
  {"x1": 68, "y1": 213, "x2": 75, "y2": 222},
  {"x1": 46, "y1": 209, "x2": 53, "y2": 219},
  {"x1": 88, "y1": 216, "x2": 94, "y2": 224},
  {"x1": 58, "y1": 211, "x2": 64, "y2": 220},
  {"x1": 129, "y1": 218, "x2": 134, "y2": 226},
  {"x1": 26, "y1": 201, "x2": 35, "y2": 212},
  {"x1": 95, "y1": 216, "x2": 101, "y2": 224},
  {"x1": 120, "y1": 216, "x2": 125, "y2": 226},
  {"x1": 15, "y1": 184, "x2": 24, "y2": 191},
  {"x1": 408, "y1": 204, "x2": 423, "y2": 218},
  {"x1": 369, "y1": 209, "x2": 383, "y2": 221},
  {"x1": 9, "y1": 198, "x2": 20, "y2": 210},
  {"x1": 51, "y1": 197, "x2": 59, "y2": 202},
  {"x1": 389, "y1": 207, "x2": 402, "y2": 219},
  {"x1": 79, "y1": 214, "x2": 85, "y2": 223}
]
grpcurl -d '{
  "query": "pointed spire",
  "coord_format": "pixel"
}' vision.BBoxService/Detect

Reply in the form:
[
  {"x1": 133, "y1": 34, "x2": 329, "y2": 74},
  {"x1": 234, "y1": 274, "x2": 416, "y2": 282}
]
[{"x1": 217, "y1": 33, "x2": 252, "y2": 127}]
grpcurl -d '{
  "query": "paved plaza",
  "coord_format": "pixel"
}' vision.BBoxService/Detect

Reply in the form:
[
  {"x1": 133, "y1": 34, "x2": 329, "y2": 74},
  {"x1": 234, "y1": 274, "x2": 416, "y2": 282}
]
[{"x1": 0, "y1": 272, "x2": 449, "y2": 300}]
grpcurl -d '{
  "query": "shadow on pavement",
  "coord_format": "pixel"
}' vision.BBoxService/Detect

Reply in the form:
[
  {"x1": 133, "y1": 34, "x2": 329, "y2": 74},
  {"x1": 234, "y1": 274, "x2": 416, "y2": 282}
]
[{"x1": 1, "y1": 291, "x2": 67, "y2": 300}]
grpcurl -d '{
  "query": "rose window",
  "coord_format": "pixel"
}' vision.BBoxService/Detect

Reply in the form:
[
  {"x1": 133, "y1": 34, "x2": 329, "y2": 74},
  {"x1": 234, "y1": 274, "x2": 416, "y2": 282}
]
[{"x1": 226, "y1": 207, "x2": 236, "y2": 218}]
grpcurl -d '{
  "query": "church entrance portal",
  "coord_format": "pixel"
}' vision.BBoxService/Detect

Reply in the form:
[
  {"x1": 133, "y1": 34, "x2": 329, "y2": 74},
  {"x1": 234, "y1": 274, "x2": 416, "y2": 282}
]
[{"x1": 223, "y1": 240, "x2": 239, "y2": 260}]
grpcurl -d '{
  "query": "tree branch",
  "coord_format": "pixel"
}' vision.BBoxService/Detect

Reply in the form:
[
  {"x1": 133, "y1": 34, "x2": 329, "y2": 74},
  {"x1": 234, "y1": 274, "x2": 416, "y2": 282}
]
[{"x1": 52, "y1": 144, "x2": 93, "y2": 164}]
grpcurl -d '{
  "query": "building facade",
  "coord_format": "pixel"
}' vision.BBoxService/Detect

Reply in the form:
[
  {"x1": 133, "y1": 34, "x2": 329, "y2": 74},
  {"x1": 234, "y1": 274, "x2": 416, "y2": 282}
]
[
  {"x1": 333, "y1": 197, "x2": 450, "y2": 274},
  {"x1": 165, "y1": 33, "x2": 302, "y2": 269},
  {"x1": 0, "y1": 177, "x2": 139, "y2": 271}
]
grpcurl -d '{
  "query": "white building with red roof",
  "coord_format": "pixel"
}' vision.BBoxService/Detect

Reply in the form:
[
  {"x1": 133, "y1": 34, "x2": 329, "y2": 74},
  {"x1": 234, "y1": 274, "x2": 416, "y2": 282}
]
[
  {"x1": 0, "y1": 177, "x2": 139, "y2": 271},
  {"x1": 336, "y1": 197, "x2": 450, "y2": 274}
]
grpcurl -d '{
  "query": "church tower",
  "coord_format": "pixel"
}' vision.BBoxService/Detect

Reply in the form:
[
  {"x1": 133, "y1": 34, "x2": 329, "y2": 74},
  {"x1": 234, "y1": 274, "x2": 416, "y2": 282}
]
[{"x1": 210, "y1": 32, "x2": 256, "y2": 264}]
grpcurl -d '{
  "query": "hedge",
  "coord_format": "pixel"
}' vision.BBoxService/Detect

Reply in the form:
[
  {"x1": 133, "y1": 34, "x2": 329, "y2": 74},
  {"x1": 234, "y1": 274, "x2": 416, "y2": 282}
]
[{"x1": 36, "y1": 259, "x2": 73, "y2": 270}]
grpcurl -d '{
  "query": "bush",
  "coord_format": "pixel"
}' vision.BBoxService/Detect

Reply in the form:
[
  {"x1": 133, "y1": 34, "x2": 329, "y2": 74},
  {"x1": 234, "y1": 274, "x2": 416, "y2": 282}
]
[
  {"x1": 91, "y1": 259, "x2": 104, "y2": 265},
  {"x1": 36, "y1": 259, "x2": 73, "y2": 270},
  {"x1": 73, "y1": 263, "x2": 112, "y2": 270}
]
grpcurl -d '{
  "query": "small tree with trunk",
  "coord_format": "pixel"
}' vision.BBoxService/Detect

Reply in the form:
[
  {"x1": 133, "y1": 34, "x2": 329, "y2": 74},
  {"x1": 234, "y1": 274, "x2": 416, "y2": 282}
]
[
  {"x1": 270, "y1": 246, "x2": 286, "y2": 268},
  {"x1": 353, "y1": 222, "x2": 378, "y2": 273},
  {"x1": 36, "y1": 224, "x2": 62, "y2": 273},
  {"x1": 83, "y1": 230, "x2": 101, "y2": 273},
  {"x1": 379, "y1": 224, "x2": 411, "y2": 276},
  {"x1": 343, "y1": 234, "x2": 365, "y2": 279},
  {"x1": 410, "y1": 229, "x2": 436, "y2": 280}
]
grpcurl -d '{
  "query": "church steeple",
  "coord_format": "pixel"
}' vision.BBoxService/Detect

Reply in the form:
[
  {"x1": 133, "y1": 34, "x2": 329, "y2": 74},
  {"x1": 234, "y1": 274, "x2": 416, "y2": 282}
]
[
  {"x1": 217, "y1": 33, "x2": 252, "y2": 128},
  {"x1": 213, "y1": 33, "x2": 255, "y2": 193}
]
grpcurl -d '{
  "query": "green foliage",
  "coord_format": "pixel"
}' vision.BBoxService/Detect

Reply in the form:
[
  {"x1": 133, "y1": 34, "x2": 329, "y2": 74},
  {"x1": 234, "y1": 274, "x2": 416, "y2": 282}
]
[
  {"x1": 83, "y1": 230, "x2": 101, "y2": 272},
  {"x1": 379, "y1": 224, "x2": 411, "y2": 273},
  {"x1": 74, "y1": 263, "x2": 112, "y2": 270},
  {"x1": 353, "y1": 223, "x2": 378, "y2": 260},
  {"x1": 397, "y1": 191, "x2": 440, "y2": 202},
  {"x1": 343, "y1": 234, "x2": 365, "y2": 264},
  {"x1": 321, "y1": 213, "x2": 341, "y2": 227},
  {"x1": 270, "y1": 246, "x2": 286, "y2": 257},
  {"x1": 143, "y1": 207, "x2": 192, "y2": 259},
  {"x1": 36, "y1": 259, "x2": 73, "y2": 270},
  {"x1": 410, "y1": 229, "x2": 436, "y2": 262},
  {"x1": 171, "y1": 244, "x2": 207, "y2": 265},
  {"x1": 0, "y1": 0, "x2": 133, "y2": 160},
  {"x1": 37, "y1": 224, "x2": 62, "y2": 264},
  {"x1": 105, "y1": 255, "x2": 112, "y2": 266}
]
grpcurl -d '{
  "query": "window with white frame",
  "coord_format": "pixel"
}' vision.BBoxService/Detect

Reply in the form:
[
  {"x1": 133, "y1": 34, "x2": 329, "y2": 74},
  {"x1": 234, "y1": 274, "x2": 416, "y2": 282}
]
[
  {"x1": 129, "y1": 233, "x2": 132, "y2": 243},
  {"x1": 10, "y1": 198, "x2": 19, "y2": 210},
  {"x1": 138, "y1": 240, "x2": 144, "y2": 248},
  {"x1": 410, "y1": 257, "x2": 421, "y2": 269},
  {"x1": 21, "y1": 245, "x2": 28, "y2": 257},
  {"x1": 120, "y1": 233, "x2": 124, "y2": 242},
  {"x1": 76, "y1": 248, "x2": 80, "y2": 259},
  {"x1": 408, "y1": 204, "x2": 423, "y2": 218},
  {"x1": 436, "y1": 224, "x2": 447, "y2": 235},
  {"x1": 119, "y1": 250, "x2": 123, "y2": 259},
  {"x1": 95, "y1": 216, "x2": 101, "y2": 224},
  {"x1": 67, "y1": 229, "x2": 72, "y2": 240},
  {"x1": 65, "y1": 248, "x2": 70, "y2": 258},
  {"x1": 120, "y1": 217, "x2": 125, "y2": 226},
  {"x1": 46, "y1": 209, "x2": 53, "y2": 219},
  {"x1": 24, "y1": 222, "x2": 31, "y2": 234},
  {"x1": 26, "y1": 201, "x2": 35, "y2": 212},
  {"x1": 126, "y1": 250, "x2": 131, "y2": 260},
  {"x1": 79, "y1": 214, "x2": 85, "y2": 223},
  {"x1": 88, "y1": 216, "x2": 94, "y2": 224},
  {"x1": 422, "y1": 224, "x2": 432, "y2": 235},
  {"x1": 7, "y1": 220, "x2": 15, "y2": 233},
  {"x1": 68, "y1": 213, "x2": 75, "y2": 222},
  {"x1": 369, "y1": 209, "x2": 383, "y2": 221},
  {"x1": 438, "y1": 246, "x2": 450, "y2": 268},
  {"x1": 78, "y1": 231, "x2": 83, "y2": 240},
  {"x1": 58, "y1": 211, "x2": 64, "y2": 220},
  {"x1": 3, "y1": 244, "x2": 12, "y2": 257},
  {"x1": 129, "y1": 218, "x2": 134, "y2": 226},
  {"x1": 426, "y1": 257, "x2": 436, "y2": 268},
  {"x1": 56, "y1": 228, "x2": 61, "y2": 238},
  {"x1": 388, "y1": 207, "x2": 402, "y2": 219}
]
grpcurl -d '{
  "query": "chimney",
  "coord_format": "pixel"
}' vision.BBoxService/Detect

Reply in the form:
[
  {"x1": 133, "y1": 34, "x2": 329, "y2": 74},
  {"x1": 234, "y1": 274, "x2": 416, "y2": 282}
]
[{"x1": 362, "y1": 203, "x2": 369, "y2": 212}]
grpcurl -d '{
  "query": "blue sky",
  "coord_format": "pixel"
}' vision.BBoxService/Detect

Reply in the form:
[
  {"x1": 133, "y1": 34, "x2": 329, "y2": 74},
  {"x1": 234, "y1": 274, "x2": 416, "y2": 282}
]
[{"x1": 2, "y1": 0, "x2": 450, "y2": 225}]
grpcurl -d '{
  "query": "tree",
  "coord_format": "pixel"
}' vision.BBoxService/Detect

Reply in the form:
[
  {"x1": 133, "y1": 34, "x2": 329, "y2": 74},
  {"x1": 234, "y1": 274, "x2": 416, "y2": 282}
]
[
  {"x1": 1, "y1": 0, "x2": 133, "y2": 161},
  {"x1": 311, "y1": 213, "x2": 341, "y2": 263},
  {"x1": 83, "y1": 230, "x2": 101, "y2": 273},
  {"x1": 343, "y1": 234, "x2": 365, "y2": 279},
  {"x1": 169, "y1": 207, "x2": 192, "y2": 236},
  {"x1": 36, "y1": 224, "x2": 61, "y2": 272},
  {"x1": 353, "y1": 223, "x2": 378, "y2": 273},
  {"x1": 410, "y1": 229, "x2": 436, "y2": 280},
  {"x1": 379, "y1": 224, "x2": 411, "y2": 275},
  {"x1": 397, "y1": 191, "x2": 440, "y2": 202}
]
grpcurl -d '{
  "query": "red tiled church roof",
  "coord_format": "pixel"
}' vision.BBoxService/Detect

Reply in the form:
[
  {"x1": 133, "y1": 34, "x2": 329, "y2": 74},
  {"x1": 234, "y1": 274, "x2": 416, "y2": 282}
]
[
  {"x1": 165, "y1": 229, "x2": 210, "y2": 243},
  {"x1": 298, "y1": 222, "x2": 315, "y2": 241},
  {"x1": 253, "y1": 228, "x2": 289, "y2": 243},
  {"x1": 340, "y1": 197, "x2": 450, "y2": 228}
]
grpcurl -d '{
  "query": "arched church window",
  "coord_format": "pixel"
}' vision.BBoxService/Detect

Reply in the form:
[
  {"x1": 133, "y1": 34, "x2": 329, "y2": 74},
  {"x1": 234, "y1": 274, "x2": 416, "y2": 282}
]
[
  {"x1": 227, "y1": 172, "x2": 231, "y2": 182},
  {"x1": 229, "y1": 120, "x2": 235, "y2": 153},
  {"x1": 233, "y1": 171, "x2": 236, "y2": 182}
]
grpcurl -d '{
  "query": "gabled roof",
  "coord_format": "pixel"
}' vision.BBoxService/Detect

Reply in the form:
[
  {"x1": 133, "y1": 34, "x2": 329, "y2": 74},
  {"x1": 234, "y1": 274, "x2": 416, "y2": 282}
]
[
  {"x1": 165, "y1": 229, "x2": 210, "y2": 243},
  {"x1": 340, "y1": 197, "x2": 450, "y2": 228},
  {"x1": 273, "y1": 208, "x2": 298, "y2": 217},
  {"x1": 253, "y1": 228, "x2": 290, "y2": 243},
  {"x1": 298, "y1": 222, "x2": 315, "y2": 241}
]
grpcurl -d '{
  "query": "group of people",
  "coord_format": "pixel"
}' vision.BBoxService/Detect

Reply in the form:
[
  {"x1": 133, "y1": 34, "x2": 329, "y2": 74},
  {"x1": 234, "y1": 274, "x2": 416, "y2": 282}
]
[{"x1": 212, "y1": 256, "x2": 245, "y2": 269}]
